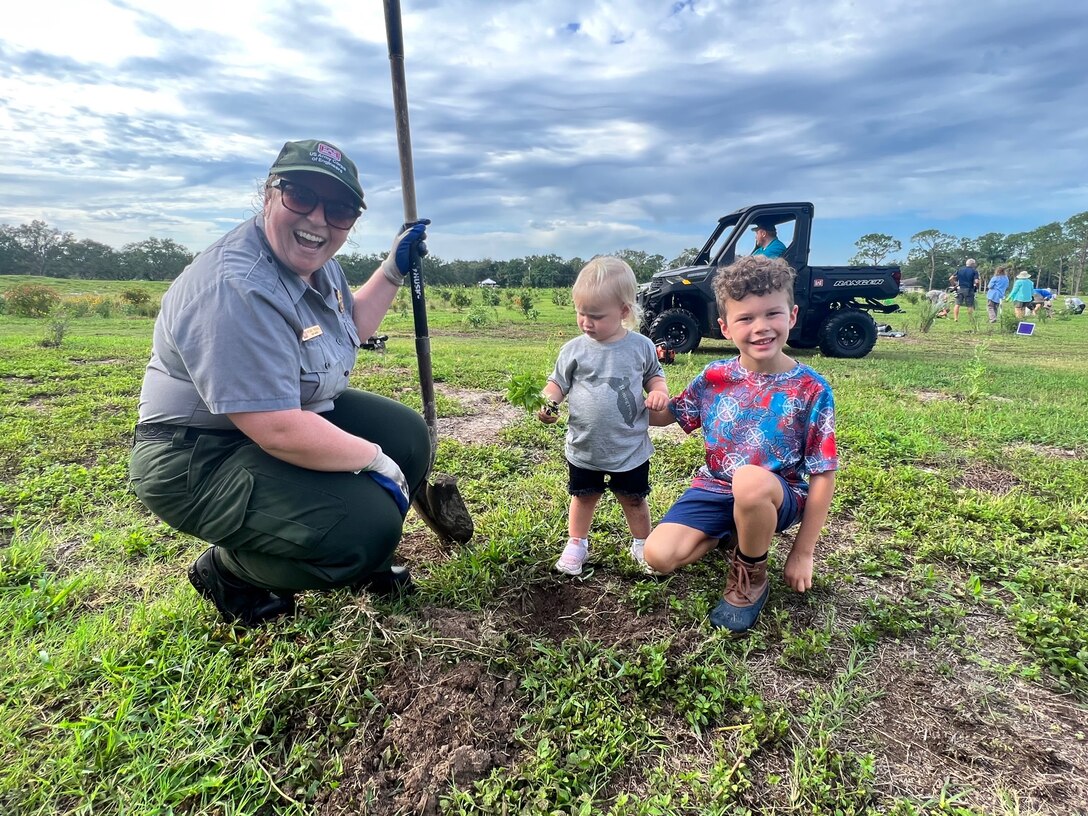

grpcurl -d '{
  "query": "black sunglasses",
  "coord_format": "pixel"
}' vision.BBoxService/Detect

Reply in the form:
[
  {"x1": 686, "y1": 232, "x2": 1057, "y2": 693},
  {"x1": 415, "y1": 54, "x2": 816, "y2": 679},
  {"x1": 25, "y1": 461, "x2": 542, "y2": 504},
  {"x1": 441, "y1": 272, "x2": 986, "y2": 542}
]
[{"x1": 269, "y1": 178, "x2": 361, "y2": 230}]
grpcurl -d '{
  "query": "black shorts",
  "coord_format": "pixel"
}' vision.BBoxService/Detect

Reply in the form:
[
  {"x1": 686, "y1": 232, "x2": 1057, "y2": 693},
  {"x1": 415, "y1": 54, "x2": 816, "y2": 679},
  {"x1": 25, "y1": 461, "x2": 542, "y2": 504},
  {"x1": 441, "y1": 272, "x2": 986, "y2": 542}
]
[
  {"x1": 567, "y1": 459, "x2": 651, "y2": 499},
  {"x1": 955, "y1": 286, "x2": 976, "y2": 307}
]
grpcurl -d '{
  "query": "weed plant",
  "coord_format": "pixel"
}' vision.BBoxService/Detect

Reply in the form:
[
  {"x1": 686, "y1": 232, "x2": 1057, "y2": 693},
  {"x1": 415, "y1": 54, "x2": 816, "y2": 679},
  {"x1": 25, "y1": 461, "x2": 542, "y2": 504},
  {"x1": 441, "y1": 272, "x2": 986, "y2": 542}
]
[{"x1": 0, "y1": 280, "x2": 1086, "y2": 815}]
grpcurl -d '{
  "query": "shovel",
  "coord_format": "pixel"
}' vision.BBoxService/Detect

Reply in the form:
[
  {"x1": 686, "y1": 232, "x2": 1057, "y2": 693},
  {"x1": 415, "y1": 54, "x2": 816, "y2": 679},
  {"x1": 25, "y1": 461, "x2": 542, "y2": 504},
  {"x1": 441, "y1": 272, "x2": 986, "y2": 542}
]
[{"x1": 384, "y1": 0, "x2": 473, "y2": 545}]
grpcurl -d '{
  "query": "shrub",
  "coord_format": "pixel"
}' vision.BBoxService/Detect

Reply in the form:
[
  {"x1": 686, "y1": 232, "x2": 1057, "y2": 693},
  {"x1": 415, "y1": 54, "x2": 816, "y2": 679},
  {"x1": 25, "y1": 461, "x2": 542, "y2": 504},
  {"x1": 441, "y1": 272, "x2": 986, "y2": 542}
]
[
  {"x1": 998, "y1": 308, "x2": 1020, "y2": 334},
  {"x1": 512, "y1": 290, "x2": 535, "y2": 318},
  {"x1": 481, "y1": 288, "x2": 500, "y2": 307},
  {"x1": 40, "y1": 310, "x2": 70, "y2": 347},
  {"x1": 94, "y1": 298, "x2": 117, "y2": 318},
  {"x1": 462, "y1": 305, "x2": 493, "y2": 328},
  {"x1": 129, "y1": 302, "x2": 161, "y2": 319},
  {"x1": 120, "y1": 288, "x2": 151, "y2": 306},
  {"x1": 63, "y1": 294, "x2": 101, "y2": 317},
  {"x1": 450, "y1": 290, "x2": 472, "y2": 312},
  {"x1": 4, "y1": 283, "x2": 61, "y2": 318},
  {"x1": 916, "y1": 298, "x2": 938, "y2": 333}
]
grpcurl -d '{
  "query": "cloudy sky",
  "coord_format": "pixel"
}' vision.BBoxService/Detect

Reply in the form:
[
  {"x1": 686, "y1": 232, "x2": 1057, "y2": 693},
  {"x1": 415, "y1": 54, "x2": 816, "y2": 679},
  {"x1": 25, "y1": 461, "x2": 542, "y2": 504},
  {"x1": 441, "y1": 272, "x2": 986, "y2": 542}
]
[{"x1": 2, "y1": 0, "x2": 1085, "y2": 266}]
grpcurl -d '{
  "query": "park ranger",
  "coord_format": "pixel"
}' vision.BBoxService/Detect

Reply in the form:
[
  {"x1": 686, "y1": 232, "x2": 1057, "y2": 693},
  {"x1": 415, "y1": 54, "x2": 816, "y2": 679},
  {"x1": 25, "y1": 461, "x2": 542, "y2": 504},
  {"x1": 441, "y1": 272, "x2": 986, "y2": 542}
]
[{"x1": 130, "y1": 139, "x2": 430, "y2": 626}]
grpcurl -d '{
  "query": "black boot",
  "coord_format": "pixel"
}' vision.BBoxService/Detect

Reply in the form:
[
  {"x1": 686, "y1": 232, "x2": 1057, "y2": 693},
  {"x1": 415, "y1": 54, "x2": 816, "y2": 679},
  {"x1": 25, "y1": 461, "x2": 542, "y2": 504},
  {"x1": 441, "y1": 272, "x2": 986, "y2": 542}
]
[
  {"x1": 188, "y1": 547, "x2": 296, "y2": 626},
  {"x1": 350, "y1": 565, "x2": 416, "y2": 597}
]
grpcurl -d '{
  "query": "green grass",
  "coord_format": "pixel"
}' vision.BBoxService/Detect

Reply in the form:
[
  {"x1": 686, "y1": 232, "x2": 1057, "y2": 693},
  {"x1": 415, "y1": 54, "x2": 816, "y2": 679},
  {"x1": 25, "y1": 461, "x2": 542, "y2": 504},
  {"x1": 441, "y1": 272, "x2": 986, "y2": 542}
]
[{"x1": 1, "y1": 280, "x2": 1086, "y2": 815}]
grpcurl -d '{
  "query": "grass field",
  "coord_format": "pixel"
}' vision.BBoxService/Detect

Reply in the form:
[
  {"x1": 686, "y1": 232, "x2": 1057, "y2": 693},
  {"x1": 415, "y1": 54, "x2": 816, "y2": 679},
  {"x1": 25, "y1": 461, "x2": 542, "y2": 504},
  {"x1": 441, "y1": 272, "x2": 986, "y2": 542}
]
[{"x1": 1, "y1": 277, "x2": 1086, "y2": 816}]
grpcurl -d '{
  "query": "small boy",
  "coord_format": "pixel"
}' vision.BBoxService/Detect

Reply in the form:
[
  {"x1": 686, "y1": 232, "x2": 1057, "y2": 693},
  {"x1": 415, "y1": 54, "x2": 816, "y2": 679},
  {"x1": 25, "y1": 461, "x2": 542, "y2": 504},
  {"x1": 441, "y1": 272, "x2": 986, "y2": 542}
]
[{"x1": 643, "y1": 255, "x2": 838, "y2": 634}]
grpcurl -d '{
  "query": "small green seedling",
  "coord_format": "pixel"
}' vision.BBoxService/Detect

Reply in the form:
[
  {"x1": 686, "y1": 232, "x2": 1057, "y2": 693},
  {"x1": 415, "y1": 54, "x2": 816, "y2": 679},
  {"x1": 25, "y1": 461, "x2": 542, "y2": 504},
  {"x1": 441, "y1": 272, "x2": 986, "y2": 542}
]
[{"x1": 506, "y1": 373, "x2": 550, "y2": 413}]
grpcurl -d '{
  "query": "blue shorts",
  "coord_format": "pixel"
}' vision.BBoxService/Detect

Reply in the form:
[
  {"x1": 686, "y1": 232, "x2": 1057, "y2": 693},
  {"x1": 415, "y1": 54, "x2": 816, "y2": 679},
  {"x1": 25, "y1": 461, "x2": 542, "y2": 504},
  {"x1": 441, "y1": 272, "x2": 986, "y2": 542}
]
[{"x1": 659, "y1": 476, "x2": 802, "y2": 538}]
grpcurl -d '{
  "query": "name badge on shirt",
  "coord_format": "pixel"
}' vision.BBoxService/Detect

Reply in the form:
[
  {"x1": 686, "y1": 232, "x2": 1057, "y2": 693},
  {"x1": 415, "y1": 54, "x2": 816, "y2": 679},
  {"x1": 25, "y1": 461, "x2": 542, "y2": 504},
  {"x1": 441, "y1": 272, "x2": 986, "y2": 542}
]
[{"x1": 301, "y1": 325, "x2": 324, "y2": 341}]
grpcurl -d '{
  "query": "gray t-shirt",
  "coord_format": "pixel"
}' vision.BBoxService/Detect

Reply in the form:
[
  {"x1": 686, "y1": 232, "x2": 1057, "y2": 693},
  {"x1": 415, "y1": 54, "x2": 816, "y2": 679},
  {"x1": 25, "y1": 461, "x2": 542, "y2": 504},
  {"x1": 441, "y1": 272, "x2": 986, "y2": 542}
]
[
  {"x1": 548, "y1": 331, "x2": 665, "y2": 471},
  {"x1": 138, "y1": 215, "x2": 361, "y2": 428}
]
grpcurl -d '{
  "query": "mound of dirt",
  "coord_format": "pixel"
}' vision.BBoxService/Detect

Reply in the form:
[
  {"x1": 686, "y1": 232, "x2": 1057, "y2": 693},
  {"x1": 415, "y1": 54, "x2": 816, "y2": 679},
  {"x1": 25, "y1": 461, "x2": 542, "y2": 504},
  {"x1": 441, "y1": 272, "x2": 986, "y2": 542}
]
[{"x1": 321, "y1": 660, "x2": 519, "y2": 816}]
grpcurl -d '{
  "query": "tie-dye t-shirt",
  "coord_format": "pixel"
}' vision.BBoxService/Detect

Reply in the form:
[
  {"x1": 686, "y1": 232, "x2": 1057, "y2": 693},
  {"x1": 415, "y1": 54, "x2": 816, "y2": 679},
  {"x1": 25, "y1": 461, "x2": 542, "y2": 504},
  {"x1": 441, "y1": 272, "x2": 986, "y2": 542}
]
[{"x1": 670, "y1": 357, "x2": 837, "y2": 505}]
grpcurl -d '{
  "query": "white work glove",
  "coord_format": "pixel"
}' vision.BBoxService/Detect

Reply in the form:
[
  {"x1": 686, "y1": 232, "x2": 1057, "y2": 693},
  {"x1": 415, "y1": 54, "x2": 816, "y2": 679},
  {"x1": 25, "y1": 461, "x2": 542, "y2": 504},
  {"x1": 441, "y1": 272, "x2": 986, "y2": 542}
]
[{"x1": 359, "y1": 444, "x2": 410, "y2": 516}]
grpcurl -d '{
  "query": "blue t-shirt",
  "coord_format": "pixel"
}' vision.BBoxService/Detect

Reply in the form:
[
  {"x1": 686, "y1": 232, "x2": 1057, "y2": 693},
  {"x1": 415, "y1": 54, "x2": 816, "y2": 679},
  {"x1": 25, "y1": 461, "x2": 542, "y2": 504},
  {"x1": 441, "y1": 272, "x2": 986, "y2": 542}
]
[
  {"x1": 1033, "y1": 288, "x2": 1054, "y2": 300},
  {"x1": 954, "y1": 266, "x2": 979, "y2": 289},
  {"x1": 752, "y1": 238, "x2": 787, "y2": 259}
]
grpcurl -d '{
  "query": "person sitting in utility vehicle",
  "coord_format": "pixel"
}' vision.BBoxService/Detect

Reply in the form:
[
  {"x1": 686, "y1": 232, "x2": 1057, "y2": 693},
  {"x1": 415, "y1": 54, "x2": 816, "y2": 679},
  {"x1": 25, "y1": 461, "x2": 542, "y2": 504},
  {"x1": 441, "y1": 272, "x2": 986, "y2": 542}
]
[
  {"x1": 640, "y1": 255, "x2": 837, "y2": 635},
  {"x1": 750, "y1": 222, "x2": 786, "y2": 259}
]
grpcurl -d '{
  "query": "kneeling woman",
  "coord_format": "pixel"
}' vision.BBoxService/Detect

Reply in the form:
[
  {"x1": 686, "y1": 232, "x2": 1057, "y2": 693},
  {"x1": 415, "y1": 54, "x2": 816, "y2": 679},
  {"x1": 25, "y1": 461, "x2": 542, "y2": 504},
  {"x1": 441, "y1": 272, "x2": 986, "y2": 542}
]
[{"x1": 130, "y1": 139, "x2": 430, "y2": 626}]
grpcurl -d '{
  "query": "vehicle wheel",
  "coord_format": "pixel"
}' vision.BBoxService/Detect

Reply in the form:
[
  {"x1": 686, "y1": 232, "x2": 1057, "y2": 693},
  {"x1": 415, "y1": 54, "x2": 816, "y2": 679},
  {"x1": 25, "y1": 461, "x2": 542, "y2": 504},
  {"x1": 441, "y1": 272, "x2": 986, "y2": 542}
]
[
  {"x1": 649, "y1": 308, "x2": 701, "y2": 353},
  {"x1": 818, "y1": 310, "x2": 878, "y2": 358}
]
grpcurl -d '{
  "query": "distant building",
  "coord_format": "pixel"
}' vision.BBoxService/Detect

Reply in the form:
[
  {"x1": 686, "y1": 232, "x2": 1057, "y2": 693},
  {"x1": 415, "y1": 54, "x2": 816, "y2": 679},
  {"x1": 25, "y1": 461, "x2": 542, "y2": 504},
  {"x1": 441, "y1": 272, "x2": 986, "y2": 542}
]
[{"x1": 478, "y1": 278, "x2": 499, "y2": 287}]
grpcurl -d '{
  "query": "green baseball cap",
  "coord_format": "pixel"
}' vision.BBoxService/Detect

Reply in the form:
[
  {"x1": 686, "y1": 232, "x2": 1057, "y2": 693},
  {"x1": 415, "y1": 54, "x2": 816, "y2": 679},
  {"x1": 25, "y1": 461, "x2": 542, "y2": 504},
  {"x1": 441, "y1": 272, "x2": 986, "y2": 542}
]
[{"x1": 268, "y1": 139, "x2": 366, "y2": 209}]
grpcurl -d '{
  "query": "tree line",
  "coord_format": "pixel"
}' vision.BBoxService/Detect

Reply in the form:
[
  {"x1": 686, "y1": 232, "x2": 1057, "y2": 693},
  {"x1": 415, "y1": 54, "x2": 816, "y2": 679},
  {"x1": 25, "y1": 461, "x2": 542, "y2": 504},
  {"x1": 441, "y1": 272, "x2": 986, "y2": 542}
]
[
  {"x1": 847, "y1": 212, "x2": 1088, "y2": 293},
  {"x1": 0, "y1": 220, "x2": 674, "y2": 287},
  {"x1": 3, "y1": 212, "x2": 1086, "y2": 292}
]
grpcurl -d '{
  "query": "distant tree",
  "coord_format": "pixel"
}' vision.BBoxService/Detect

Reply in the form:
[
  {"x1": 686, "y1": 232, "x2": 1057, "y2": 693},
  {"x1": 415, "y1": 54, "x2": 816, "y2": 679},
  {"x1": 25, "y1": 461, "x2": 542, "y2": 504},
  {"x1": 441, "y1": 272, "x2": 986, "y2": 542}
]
[
  {"x1": 611, "y1": 249, "x2": 665, "y2": 283},
  {"x1": 336, "y1": 252, "x2": 385, "y2": 286},
  {"x1": 118, "y1": 238, "x2": 194, "y2": 280},
  {"x1": 975, "y1": 232, "x2": 1009, "y2": 267},
  {"x1": 1064, "y1": 211, "x2": 1088, "y2": 294},
  {"x1": 1023, "y1": 222, "x2": 1074, "y2": 291},
  {"x1": 668, "y1": 247, "x2": 700, "y2": 269},
  {"x1": 0, "y1": 224, "x2": 26, "y2": 274},
  {"x1": 849, "y1": 233, "x2": 901, "y2": 265},
  {"x1": 524, "y1": 254, "x2": 575, "y2": 287},
  {"x1": 910, "y1": 229, "x2": 957, "y2": 289},
  {"x1": 54, "y1": 238, "x2": 119, "y2": 279},
  {"x1": 11, "y1": 220, "x2": 71, "y2": 277}
]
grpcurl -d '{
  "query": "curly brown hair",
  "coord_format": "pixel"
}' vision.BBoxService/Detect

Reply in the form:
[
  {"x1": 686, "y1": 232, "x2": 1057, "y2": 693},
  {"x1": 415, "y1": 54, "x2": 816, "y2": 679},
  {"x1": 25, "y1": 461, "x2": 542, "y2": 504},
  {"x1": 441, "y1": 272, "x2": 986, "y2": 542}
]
[{"x1": 713, "y1": 255, "x2": 796, "y2": 317}]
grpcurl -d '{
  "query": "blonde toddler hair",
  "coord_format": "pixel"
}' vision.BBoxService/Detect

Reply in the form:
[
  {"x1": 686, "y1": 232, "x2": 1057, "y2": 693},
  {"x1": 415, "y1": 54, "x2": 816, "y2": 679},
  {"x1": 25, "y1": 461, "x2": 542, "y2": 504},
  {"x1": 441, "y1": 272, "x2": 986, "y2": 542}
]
[{"x1": 571, "y1": 256, "x2": 641, "y2": 329}]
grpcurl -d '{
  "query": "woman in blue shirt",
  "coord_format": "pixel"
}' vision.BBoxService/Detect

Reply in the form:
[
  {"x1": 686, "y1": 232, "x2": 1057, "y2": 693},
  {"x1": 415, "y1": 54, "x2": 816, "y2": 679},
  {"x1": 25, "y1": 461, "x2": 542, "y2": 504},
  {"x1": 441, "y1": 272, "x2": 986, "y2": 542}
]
[
  {"x1": 1006, "y1": 270, "x2": 1035, "y2": 319},
  {"x1": 985, "y1": 266, "x2": 1009, "y2": 323}
]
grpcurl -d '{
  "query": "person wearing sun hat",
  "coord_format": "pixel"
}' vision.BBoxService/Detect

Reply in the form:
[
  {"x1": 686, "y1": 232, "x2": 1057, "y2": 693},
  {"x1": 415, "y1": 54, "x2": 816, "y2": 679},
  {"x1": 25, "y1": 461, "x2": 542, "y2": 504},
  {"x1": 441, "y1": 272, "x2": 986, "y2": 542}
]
[
  {"x1": 129, "y1": 138, "x2": 432, "y2": 627},
  {"x1": 1006, "y1": 270, "x2": 1036, "y2": 319},
  {"x1": 750, "y1": 221, "x2": 787, "y2": 259}
]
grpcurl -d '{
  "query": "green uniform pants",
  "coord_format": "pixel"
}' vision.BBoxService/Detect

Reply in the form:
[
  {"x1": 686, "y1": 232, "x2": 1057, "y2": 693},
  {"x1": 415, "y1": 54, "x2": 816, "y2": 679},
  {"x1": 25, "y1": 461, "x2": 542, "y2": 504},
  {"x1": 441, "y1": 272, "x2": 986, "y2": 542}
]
[{"x1": 129, "y1": 389, "x2": 431, "y2": 591}]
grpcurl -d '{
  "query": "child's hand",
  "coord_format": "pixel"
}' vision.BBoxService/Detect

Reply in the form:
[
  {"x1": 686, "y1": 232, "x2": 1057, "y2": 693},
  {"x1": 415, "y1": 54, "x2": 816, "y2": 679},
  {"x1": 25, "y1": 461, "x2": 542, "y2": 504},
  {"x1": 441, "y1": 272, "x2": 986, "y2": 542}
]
[
  {"x1": 644, "y1": 391, "x2": 670, "y2": 412},
  {"x1": 537, "y1": 399, "x2": 560, "y2": 424},
  {"x1": 783, "y1": 549, "x2": 814, "y2": 593}
]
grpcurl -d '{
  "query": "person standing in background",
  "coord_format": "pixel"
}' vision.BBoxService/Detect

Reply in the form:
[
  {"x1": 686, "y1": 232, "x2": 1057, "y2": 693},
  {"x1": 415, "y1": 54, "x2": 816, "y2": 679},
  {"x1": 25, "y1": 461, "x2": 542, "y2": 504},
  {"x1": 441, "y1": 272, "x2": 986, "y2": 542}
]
[
  {"x1": 952, "y1": 259, "x2": 980, "y2": 322},
  {"x1": 985, "y1": 266, "x2": 1009, "y2": 323}
]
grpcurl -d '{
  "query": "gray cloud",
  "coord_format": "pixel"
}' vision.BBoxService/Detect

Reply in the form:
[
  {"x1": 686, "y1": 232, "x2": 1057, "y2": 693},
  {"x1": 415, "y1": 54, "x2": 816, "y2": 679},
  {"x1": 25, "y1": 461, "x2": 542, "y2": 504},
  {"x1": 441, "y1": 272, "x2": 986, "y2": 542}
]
[{"x1": 0, "y1": 0, "x2": 1085, "y2": 264}]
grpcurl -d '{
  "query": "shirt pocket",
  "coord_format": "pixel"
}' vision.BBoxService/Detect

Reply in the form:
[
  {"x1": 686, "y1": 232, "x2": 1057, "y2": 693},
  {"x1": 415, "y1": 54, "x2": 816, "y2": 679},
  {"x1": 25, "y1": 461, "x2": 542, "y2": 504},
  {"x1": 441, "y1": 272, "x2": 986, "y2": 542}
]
[{"x1": 299, "y1": 336, "x2": 331, "y2": 405}]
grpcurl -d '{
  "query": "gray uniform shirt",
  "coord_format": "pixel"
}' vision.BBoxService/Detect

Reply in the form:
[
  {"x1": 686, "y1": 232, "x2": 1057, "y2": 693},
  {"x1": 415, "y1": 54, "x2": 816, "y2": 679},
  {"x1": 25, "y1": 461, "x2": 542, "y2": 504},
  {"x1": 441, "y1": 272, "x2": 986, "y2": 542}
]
[
  {"x1": 548, "y1": 331, "x2": 665, "y2": 472},
  {"x1": 138, "y1": 215, "x2": 361, "y2": 428}
]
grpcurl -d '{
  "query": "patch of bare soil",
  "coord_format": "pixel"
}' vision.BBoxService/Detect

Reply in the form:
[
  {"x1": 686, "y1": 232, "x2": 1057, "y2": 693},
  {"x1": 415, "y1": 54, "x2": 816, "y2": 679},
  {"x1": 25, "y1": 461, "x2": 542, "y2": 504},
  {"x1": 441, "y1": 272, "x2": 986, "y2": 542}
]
[
  {"x1": 503, "y1": 578, "x2": 671, "y2": 647},
  {"x1": 433, "y1": 384, "x2": 523, "y2": 446},
  {"x1": 949, "y1": 461, "x2": 1022, "y2": 496},
  {"x1": 1012, "y1": 443, "x2": 1082, "y2": 459},
  {"x1": 749, "y1": 570, "x2": 1088, "y2": 815},
  {"x1": 321, "y1": 659, "x2": 520, "y2": 816},
  {"x1": 858, "y1": 642, "x2": 1088, "y2": 813}
]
